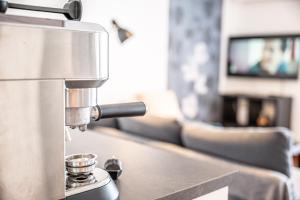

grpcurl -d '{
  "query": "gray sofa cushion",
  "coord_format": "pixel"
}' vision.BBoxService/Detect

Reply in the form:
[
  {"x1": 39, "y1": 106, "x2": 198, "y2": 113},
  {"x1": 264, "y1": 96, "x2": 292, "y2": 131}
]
[
  {"x1": 182, "y1": 122, "x2": 293, "y2": 177},
  {"x1": 118, "y1": 116, "x2": 182, "y2": 145},
  {"x1": 88, "y1": 118, "x2": 119, "y2": 129}
]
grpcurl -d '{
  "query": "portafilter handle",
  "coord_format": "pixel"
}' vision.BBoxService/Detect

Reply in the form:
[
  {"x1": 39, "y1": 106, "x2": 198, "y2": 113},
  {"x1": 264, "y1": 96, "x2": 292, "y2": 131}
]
[{"x1": 91, "y1": 102, "x2": 147, "y2": 121}]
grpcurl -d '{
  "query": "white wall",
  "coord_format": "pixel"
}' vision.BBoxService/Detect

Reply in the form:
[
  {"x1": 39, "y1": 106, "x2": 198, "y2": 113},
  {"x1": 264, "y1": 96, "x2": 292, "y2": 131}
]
[
  {"x1": 220, "y1": 0, "x2": 300, "y2": 141},
  {"x1": 7, "y1": 0, "x2": 169, "y2": 103}
]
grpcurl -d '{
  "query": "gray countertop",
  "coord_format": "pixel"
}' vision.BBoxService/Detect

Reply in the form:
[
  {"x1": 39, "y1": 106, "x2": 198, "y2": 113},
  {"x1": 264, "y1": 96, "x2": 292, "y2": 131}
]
[{"x1": 66, "y1": 130, "x2": 236, "y2": 200}]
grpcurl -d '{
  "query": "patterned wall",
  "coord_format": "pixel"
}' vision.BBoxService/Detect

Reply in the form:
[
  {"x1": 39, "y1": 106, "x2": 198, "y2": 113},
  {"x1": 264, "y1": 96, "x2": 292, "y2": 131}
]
[{"x1": 168, "y1": 0, "x2": 223, "y2": 122}]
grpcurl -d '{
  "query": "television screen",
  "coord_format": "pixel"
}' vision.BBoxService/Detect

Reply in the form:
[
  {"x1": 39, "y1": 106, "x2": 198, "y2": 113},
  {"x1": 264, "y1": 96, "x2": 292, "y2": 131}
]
[{"x1": 228, "y1": 35, "x2": 300, "y2": 79}]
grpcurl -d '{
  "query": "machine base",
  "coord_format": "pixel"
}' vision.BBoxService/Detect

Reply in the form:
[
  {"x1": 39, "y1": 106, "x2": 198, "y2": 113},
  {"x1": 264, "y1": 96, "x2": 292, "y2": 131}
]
[
  {"x1": 65, "y1": 168, "x2": 119, "y2": 200},
  {"x1": 66, "y1": 179, "x2": 119, "y2": 200}
]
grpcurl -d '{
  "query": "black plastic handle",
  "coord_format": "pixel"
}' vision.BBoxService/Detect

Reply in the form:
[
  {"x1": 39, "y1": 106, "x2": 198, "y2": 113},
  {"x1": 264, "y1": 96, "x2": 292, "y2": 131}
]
[
  {"x1": 95, "y1": 102, "x2": 147, "y2": 120},
  {"x1": 0, "y1": 0, "x2": 82, "y2": 20}
]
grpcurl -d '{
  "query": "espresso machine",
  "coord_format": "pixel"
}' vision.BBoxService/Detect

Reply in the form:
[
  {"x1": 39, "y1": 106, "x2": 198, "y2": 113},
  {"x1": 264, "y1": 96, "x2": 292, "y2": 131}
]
[{"x1": 0, "y1": 13, "x2": 146, "y2": 200}]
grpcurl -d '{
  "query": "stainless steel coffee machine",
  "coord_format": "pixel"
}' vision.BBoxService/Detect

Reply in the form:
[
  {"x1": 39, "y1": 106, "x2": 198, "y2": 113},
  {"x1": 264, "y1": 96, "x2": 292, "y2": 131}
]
[{"x1": 0, "y1": 14, "x2": 146, "y2": 200}]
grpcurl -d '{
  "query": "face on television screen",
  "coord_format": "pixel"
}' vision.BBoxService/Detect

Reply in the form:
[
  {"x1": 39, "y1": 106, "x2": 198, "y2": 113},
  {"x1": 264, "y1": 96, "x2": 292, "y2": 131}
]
[{"x1": 228, "y1": 36, "x2": 300, "y2": 79}]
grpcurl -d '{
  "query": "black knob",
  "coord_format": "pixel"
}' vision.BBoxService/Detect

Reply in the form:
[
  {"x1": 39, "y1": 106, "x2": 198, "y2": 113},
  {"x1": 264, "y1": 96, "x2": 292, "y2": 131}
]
[
  {"x1": 63, "y1": 0, "x2": 82, "y2": 21},
  {"x1": 104, "y1": 158, "x2": 123, "y2": 180},
  {"x1": 0, "y1": 1, "x2": 8, "y2": 13}
]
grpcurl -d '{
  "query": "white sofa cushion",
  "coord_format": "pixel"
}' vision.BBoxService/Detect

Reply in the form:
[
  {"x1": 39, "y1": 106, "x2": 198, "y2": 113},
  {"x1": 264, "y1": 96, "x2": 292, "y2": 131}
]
[{"x1": 134, "y1": 90, "x2": 183, "y2": 120}]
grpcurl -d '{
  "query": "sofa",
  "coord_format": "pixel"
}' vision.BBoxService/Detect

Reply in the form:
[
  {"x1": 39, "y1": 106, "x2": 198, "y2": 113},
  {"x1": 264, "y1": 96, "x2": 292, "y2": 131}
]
[{"x1": 88, "y1": 116, "x2": 300, "y2": 200}]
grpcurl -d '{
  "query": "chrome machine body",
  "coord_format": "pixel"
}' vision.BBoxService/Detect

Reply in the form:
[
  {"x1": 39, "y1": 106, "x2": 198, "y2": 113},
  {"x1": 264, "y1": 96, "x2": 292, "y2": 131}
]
[{"x1": 0, "y1": 14, "x2": 145, "y2": 200}]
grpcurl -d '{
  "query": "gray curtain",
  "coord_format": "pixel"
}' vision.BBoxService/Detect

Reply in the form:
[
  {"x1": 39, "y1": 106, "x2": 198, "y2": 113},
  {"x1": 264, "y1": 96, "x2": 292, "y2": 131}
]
[{"x1": 168, "y1": 0, "x2": 223, "y2": 123}]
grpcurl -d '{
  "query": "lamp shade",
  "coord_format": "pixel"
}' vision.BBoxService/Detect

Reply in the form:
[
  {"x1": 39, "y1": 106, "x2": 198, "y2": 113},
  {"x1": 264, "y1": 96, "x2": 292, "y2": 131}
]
[{"x1": 112, "y1": 20, "x2": 133, "y2": 43}]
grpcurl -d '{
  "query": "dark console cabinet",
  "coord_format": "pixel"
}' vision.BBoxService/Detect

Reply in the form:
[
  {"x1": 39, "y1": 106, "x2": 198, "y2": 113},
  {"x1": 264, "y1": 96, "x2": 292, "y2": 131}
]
[{"x1": 221, "y1": 94, "x2": 292, "y2": 128}]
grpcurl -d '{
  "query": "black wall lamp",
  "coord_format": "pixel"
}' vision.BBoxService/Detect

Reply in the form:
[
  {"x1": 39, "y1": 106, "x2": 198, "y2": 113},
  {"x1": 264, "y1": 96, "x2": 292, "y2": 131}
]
[
  {"x1": 0, "y1": 0, "x2": 82, "y2": 20},
  {"x1": 112, "y1": 19, "x2": 133, "y2": 43}
]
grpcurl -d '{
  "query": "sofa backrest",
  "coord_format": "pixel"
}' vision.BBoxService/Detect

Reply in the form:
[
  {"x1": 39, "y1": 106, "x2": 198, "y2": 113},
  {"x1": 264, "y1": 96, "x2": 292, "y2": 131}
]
[
  {"x1": 118, "y1": 116, "x2": 183, "y2": 145},
  {"x1": 182, "y1": 122, "x2": 293, "y2": 177}
]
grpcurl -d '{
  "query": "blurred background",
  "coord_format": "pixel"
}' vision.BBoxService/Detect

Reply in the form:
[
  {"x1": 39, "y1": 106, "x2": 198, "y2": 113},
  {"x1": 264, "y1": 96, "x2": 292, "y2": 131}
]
[{"x1": 7, "y1": 0, "x2": 300, "y2": 142}]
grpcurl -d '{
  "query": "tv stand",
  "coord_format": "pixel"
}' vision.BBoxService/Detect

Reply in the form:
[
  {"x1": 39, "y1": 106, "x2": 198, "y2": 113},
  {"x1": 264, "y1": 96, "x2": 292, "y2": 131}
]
[{"x1": 221, "y1": 94, "x2": 292, "y2": 128}]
